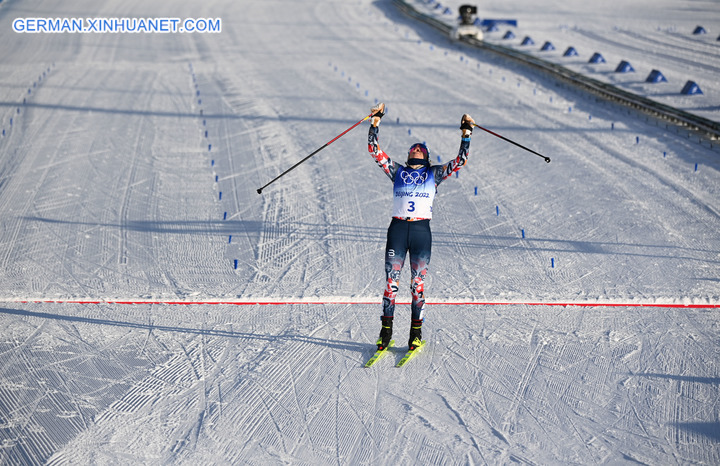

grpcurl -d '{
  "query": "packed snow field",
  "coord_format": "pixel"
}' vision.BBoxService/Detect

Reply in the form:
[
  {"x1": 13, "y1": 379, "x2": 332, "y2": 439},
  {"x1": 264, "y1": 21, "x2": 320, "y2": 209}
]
[
  {"x1": 417, "y1": 0, "x2": 720, "y2": 124},
  {"x1": 0, "y1": 0, "x2": 718, "y2": 464}
]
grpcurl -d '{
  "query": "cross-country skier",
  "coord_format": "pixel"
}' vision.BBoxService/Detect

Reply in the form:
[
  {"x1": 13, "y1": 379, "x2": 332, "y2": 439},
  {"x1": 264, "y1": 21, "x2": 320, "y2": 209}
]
[{"x1": 367, "y1": 102, "x2": 474, "y2": 351}]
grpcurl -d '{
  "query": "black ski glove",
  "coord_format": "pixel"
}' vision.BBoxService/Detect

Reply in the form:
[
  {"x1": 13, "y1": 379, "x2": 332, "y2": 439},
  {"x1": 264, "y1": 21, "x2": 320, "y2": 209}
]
[
  {"x1": 460, "y1": 114, "x2": 475, "y2": 137},
  {"x1": 371, "y1": 102, "x2": 385, "y2": 127}
]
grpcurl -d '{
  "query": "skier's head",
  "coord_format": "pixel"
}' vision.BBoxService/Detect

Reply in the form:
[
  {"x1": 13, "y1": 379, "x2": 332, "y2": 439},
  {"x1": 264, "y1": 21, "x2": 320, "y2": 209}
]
[{"x1": 407, "y1": 142, "x2": 429, "y2": 162}]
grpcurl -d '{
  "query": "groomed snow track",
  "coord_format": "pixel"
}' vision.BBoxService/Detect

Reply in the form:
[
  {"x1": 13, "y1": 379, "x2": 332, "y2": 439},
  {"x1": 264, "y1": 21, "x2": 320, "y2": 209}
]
[{"x1": 0, "y1": 0, "x2": 718, "y2": 463}]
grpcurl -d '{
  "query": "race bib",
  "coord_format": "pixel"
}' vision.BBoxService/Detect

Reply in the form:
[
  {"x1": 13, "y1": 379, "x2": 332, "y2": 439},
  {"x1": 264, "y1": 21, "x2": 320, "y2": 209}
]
[{"x1": 392, "y1": 166, "x2": 436, "y2": 218}]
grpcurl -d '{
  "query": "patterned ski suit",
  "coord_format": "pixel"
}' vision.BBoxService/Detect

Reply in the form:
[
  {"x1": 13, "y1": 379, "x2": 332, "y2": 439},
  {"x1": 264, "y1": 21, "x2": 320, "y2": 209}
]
[{"x1": 367, "y1": 124, "x2": 471, "y2": 322}]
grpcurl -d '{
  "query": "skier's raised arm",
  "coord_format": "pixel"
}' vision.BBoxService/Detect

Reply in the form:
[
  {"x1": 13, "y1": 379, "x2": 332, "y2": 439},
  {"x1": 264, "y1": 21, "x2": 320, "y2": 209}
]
[
  {"x1": 435, "y1": 113, "x2": 474, "y2": 185},
  {"x1": 367, "y1": 102, "x2": 399, "y2": 181}
]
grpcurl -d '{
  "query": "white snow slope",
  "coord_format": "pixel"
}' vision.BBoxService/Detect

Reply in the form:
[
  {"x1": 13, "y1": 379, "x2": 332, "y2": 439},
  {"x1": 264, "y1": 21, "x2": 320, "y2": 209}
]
[
  {"x1": 417, "y1": 0, "x2": 720, "y2": 124},
  {"x1": 0, "y1": 0, "x2": 718, "y2": 464}
]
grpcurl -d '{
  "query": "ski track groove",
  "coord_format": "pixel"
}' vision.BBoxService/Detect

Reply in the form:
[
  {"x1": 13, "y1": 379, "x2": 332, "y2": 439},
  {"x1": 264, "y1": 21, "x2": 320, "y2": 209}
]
[
  {"x1": 0, "y1": 66, "x2": 55, "y2": 263},
  {"x1": 116, "y1": 73, "x2": 153, "y2": 268},
  {"x1": 437, "y1": 391, "x2": 490, "y2": 462},
  {"x1": 287, "y1": 357, "x2": 319, "y2": 460},
  {"x1": 215, "y1": 335, "x2": 333, "y2": 461},
  {"x1": 0, "y1": 124, "x2": 66, "y2": 273}
]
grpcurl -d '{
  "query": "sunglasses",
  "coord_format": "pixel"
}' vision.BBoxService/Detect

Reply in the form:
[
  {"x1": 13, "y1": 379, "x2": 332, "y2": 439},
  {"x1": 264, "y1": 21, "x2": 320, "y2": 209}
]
[{"x1": 408, "y1": 143, "x2": 429, "y2": 158}]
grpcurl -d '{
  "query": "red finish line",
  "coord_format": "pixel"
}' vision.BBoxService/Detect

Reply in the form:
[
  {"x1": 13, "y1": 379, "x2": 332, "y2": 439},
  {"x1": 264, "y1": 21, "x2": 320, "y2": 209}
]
[{"x1": 7, "y1": 299, "x2": 720, "y2": 308}]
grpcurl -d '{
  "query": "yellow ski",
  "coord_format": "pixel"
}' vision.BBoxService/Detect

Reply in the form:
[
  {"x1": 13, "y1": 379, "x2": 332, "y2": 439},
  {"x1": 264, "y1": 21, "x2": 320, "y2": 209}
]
[
  {"x1": 396, "y1": 340, "x2": 426, "y2": 367},
  {"x1": 364, "y1": 340, "x2": 394, "y2": 367}
]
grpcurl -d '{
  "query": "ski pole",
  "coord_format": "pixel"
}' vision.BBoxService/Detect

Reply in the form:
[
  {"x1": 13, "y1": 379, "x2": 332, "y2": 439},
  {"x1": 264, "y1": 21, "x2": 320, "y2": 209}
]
[
  {"x1": 257, "y1": 113, "x2": 374, "y2": 194},
  {"x1": 472, "y1": 123, "x2": 551, "y2": 163}
]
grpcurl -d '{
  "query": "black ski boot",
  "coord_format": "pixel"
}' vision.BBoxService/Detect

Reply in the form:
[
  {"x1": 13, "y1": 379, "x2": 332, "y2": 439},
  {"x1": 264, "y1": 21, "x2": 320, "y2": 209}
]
[
  {"x1": 408, "y1": 319, "x2": 423, "y2": 350},
  {"x1": 376, "y1": 316, "x2": 393, "y2": 350}
]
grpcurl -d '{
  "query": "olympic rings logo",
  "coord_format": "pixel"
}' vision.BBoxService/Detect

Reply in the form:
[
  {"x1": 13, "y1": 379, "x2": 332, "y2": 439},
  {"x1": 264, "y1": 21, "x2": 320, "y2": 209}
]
[{"x1": 401, "y1": 170, "x2": 428, "y2": 185}]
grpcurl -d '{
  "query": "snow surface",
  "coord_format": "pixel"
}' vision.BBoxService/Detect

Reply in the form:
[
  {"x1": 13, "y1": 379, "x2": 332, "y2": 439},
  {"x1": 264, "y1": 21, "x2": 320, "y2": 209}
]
[
  {"x1": 0, "y1": 0, "x2": 718, "y2": 463},
  {"x1": 418, "y1": 0, "x2": 720, "y2": 123}
]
